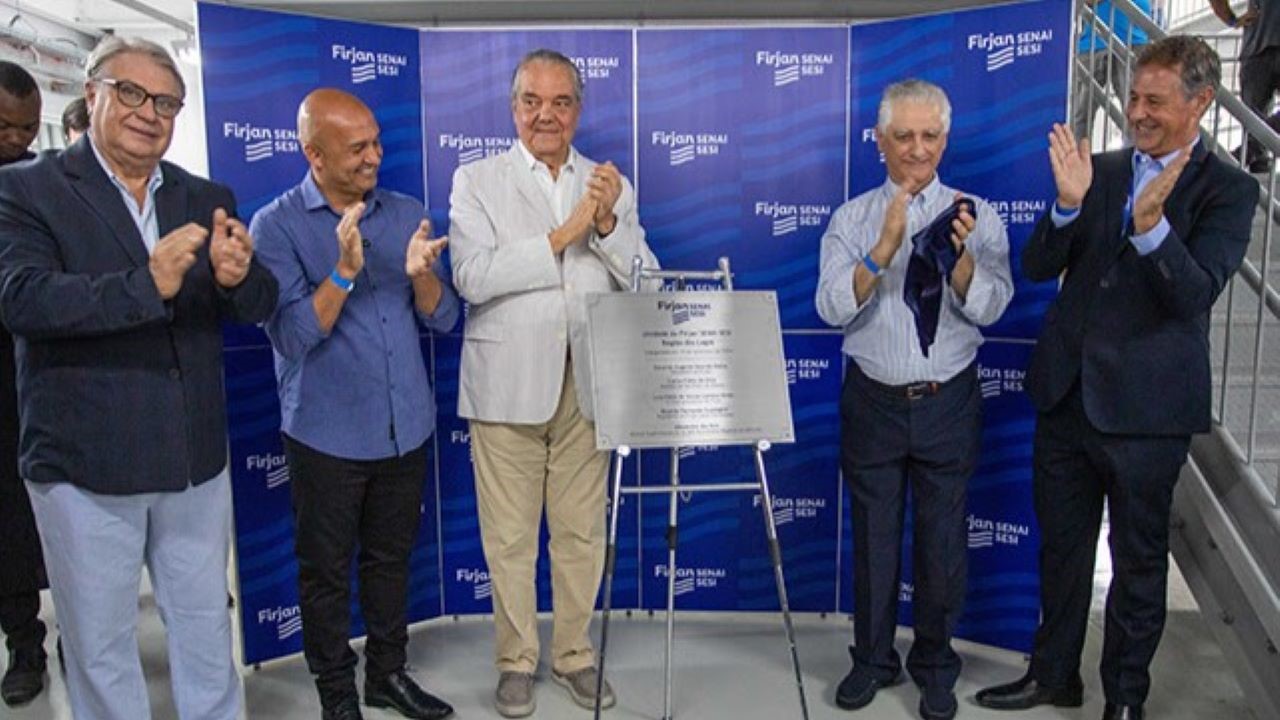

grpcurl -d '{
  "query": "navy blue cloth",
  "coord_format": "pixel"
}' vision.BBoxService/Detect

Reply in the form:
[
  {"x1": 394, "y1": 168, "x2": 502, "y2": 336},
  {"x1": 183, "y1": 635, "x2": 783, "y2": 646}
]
[
  {"x1": 251, "y1": 173, "x2": 460, "y2": 461},
  {"x1": 902, "y1": 198, "x2": 972, "y2": 356}
]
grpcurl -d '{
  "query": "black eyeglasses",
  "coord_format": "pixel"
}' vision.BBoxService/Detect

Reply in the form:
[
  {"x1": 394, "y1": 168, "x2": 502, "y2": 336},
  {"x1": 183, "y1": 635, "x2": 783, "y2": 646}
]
[{"x1": 97, "y1": 78, "x2": 184, "y2": 119}]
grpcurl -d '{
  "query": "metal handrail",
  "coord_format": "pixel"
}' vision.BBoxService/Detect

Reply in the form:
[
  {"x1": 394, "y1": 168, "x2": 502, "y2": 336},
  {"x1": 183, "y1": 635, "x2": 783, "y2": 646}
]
[{"x1": 1083, "y1": 1, "x2": 1280, "y2": 324}]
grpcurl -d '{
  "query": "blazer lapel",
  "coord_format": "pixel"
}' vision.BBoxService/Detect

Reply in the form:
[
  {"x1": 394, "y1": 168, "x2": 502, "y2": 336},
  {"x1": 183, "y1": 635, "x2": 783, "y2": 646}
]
[
  {"x1": 1106, "y1": 141, "x2": 1207, "y2": 263},
  {"x1": 505, "y1": 145, "x2": 558, "y2": 231},
  {"x1": 155, "y1": 164, "x2": 188, "y2": 238},
  {"x1": 62, "y1": 142, "x2": 150, "y2": 267}
]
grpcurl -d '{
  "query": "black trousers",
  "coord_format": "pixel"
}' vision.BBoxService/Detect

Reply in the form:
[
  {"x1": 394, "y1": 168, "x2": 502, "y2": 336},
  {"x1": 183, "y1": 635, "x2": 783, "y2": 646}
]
[
  {"x1": 0, "y1": 329, "x2": 46, "y2": 653},
  {"x1": 841, "y1": 362, "x2": 981, "y2": 692},
  {"x1": 1241, "y1": 47, "x2": 1280, "y2": 161},
  {"x1": 284, "y1": 435, "x2": 427, "y2": 707},
  {"x1": 1027, "y1": 384, "x2": 1190, "y2": 707}
]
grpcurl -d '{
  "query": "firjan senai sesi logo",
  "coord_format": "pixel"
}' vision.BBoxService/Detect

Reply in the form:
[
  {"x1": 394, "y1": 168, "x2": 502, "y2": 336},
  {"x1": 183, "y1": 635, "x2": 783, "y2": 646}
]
[
  {"x1": 754, "y1": 50, "x2": 835, "y2": 87},
  {"x1": 222, "y1": 122, "x2": 298, "y2": 163},
  {"x1": 246, "y1": 452, "x2": 289, "y2": 489},
  {"x1": 331, "y1": 44, "x2": 409, "y2": 84},
  {"x1": 650, "y1": 130, "x2": 730, "y2": 167},
  {"x1": 456, "y1": 568, "x2": 492, "y2": 600},
  {"x1": 569, "y1": 54, "x2": 621, "y2": 81},
  {"x1": 654, "y1": 564, "x2": 725, "y2": 597},
  {"x1": 754, "y1": 201, "x2": 832, "y2": 237},
  {"x1": 657, "y1": 299, "x2": 711, "y2": 325},
  {"x1": 967, "y1": 514, "x2": 1031, "y2": 549},
  {"x1": 785, "y1": 357, "x2": 831, "y2": 384},
  {"x1": 977, "y1": 364, "x2": 1025, "y2": 399},
  {"x1": 753, "y1": 494, "x2": 827, "y2": 526},
  {"x1": 967, "y1": 28, "x2": 1054, "y2": 72},
  {"x1": 438, "y1": 133, "x2": 514, "y2": 166},
  {"x1": 258, "y1": 605, "x2": 302, "y2": 641}
]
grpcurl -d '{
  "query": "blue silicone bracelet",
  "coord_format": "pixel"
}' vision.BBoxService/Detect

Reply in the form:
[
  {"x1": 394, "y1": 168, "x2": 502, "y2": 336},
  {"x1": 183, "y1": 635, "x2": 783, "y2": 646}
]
[{"x1": 329, "y1": 268, "x2": 355, "y2": 292}]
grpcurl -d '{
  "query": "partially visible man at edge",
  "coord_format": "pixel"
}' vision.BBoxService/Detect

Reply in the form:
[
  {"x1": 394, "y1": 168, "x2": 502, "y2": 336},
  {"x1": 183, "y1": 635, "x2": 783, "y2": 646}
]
[{"x1": 0, "y1": 59, "x2": 48, "y2": 710}]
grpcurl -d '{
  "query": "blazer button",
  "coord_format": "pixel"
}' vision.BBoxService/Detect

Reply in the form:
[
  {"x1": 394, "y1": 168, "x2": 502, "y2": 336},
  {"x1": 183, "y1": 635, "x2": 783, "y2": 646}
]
[
  {"x1": 1099, "y1": 278, "x2": 1111, "y2": 289},
  {"x1": 169, "y1": 368, "x2": 181, "y2": 380}
]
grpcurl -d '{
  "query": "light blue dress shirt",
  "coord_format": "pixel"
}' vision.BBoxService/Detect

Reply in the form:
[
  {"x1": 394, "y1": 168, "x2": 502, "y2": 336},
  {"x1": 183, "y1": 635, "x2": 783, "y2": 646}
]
[{"x1": 89, "y1": 138, "x2": 163, "y2": 253}]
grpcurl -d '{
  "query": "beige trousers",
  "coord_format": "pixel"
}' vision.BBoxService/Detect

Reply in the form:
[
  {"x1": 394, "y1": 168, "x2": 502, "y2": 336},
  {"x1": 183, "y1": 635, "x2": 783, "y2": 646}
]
[{"x1": 470, "y1": 367, "x2": 608, "y2": 675}]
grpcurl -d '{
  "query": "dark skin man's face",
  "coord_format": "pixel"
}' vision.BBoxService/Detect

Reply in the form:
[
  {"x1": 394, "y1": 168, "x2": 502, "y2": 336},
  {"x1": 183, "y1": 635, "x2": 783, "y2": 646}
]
[{"x1": 0, "y1": 87, "x2": 41, "y2": 164}]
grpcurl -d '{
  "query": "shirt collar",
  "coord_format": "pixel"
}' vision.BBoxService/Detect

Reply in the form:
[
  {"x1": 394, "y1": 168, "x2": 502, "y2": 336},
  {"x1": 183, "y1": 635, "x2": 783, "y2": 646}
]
[
  {"x1": 88, "y1": 136, "x2": 163, "y2": 198},
  {"x1": 515, "y1": 139, "x2": 577, "y2": 176},
  {"x1": 881, "y1": 174, "x2": 943, "y2": 206},
  {"x1": 1133, "y1": 136, "x2": 1199, "y2": 173},
  {"x1": 301, "y1": 170, "x2": 379, "y2": 215}
]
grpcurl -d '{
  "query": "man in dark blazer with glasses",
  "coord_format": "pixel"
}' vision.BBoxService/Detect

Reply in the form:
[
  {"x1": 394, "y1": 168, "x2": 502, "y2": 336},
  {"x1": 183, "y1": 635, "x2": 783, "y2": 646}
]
[{"x1": 0, "y1": 36, "x2": 276, "y2": 720}]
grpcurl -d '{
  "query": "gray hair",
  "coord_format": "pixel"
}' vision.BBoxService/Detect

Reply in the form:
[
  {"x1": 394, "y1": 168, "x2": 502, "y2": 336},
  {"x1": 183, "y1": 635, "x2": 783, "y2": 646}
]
[
  {"x1": 85, "y1": 35, "x2": 186, "y2": 98},
  {"x1": 510, "y1": 49, "x2": 583, "y2": 104},
  {"x1": 1136, "y1": 35, "x2": 1220, "y2": 100},
  {"x1": 877, "y1": 79, "x2": 952, "y2": 134}
]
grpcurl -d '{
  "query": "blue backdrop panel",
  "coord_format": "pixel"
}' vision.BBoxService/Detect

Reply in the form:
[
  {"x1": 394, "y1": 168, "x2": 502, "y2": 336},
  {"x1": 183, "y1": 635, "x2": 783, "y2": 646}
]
[
  {"x1": 848, "y1": 0, "x2": 1070, "y2": 340},
  {"x1": 639, "y1": 333, "x2": 843, "y2": 611},
  {"x1": 199, "y1": 2, "x2": 424, "y2": 349},
  {"x1": 958, "y1": 339, "x2": 1040, "y2": 650},
  {"x1": 837, "y1": 339, "x2": 1040, "y2": 652},
  {"x1": 636, "y1": 28, "x2": 848, "y2": 329},
  {"x1": 224, "y1": 347, "x2": 302, "y2": 663},
  {"x1": 420, "y1": 30, "x2": 634, "y2": 237},
  {"x1": 737, "y1": 333, "x2": 843, "y2": 612}
]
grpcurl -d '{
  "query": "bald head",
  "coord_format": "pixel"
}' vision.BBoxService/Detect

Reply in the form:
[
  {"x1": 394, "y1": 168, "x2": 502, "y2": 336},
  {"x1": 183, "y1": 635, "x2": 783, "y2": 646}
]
[
  {"x1": 297, "y1": 88, "x2": 382, "y2": 208},
  {"x1": 297, "y1": 88, "x2": 374, "y2": 145}
]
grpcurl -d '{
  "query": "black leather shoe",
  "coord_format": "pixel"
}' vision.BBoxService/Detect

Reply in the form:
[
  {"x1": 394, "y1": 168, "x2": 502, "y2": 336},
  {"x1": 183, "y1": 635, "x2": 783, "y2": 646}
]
[
  {"x1": 1102, "y1": 703, "x2": 1144, "y2": 720},
  {"x1": 919, "y1": 685, "x2": 957, "y2": 720},
  {"x1": 2, "y1": 645, "x2": 48, "y2": 707},
  {"x1": 321, "y1": 694, "x2": 364, "y2": 720},
  {"x1": 365, "y1": 669, "x2": 454, "y2": 719},
  {"x1": 835, "y1": 649, "x2": 901, "y2": 710},
  {"x1": 974, "y1": 672, "x2": 1083, "y2": 710}
]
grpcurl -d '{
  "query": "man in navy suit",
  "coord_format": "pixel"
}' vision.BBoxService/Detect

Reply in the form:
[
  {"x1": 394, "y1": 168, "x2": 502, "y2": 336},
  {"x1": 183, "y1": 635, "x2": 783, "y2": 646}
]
[
  {"x1": 0, "y1": 36, "x2": 276, "y2": 720},
  {"x1": 976, "y1": 36, "x2": 1257, "y2": 720},
  {"x1": 0, "y1": 60, "x2": 47, "y2": 709}
]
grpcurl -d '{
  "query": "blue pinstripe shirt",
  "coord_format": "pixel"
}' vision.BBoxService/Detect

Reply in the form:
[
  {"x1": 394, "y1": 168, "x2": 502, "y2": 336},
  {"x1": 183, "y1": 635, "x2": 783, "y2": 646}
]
[{"x1": 816, "y1": 176, "x2": 1014, "y2": 385}]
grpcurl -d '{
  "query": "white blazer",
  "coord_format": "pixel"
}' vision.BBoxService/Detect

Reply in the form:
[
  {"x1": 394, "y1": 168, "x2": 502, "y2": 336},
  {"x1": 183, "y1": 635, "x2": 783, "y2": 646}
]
[{"x1": 448, "y1": 145, "x2": 659, "y2": 424}]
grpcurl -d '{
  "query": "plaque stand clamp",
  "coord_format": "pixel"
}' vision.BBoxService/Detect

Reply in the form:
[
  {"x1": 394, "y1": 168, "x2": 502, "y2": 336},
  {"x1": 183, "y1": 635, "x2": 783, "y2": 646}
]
[{"x1": 592, "y1": 257, "x2": 810, "y2": 720}]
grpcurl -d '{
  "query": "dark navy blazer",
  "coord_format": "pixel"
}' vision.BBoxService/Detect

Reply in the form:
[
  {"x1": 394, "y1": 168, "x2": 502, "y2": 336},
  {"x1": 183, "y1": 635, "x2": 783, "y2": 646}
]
[
  {"x1": 0, "y1": 138, "x2": 278, "y2": 495},
  {"x1": 1024, "y1": 141, "x2": 1258, "y2": 436}
]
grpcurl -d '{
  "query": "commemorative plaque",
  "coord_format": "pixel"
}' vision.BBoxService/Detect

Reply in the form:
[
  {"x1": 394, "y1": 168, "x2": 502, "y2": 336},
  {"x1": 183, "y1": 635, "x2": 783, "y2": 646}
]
[{"x1": 586, "y1": 291, "x2": 794, "y2": 449}]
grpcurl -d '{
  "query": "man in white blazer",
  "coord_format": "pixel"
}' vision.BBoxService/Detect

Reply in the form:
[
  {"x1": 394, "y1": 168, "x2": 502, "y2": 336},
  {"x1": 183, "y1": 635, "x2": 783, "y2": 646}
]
[{"x1": 447, "y1": 49, "x2": 658, "y2": 718}]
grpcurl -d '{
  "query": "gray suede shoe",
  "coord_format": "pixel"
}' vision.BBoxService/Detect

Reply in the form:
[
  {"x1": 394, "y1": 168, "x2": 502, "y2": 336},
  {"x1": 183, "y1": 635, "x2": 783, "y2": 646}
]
[
  {"x1": 495, "y1": 671, "x2": 535, "y2": 718},
  {"x1": 552, "y1": 666, "x2": 616, "y2": 710}
]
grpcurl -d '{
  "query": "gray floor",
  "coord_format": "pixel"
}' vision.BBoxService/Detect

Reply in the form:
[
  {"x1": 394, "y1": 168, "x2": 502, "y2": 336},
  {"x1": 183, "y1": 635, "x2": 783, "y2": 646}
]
[{"x1": 7, "y1": 548, "x2": 1256, "y2": 720}]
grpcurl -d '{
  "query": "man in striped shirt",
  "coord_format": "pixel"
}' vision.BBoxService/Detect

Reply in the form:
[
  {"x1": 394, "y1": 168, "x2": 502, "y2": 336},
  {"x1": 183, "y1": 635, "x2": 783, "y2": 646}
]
[{"x1": 815, "y1": 78, "x2": 1013, "y2": 720}]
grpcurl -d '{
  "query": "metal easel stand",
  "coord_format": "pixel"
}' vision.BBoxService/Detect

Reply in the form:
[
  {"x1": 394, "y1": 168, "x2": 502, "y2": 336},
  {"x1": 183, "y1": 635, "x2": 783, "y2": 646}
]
[{"x1": 592, "y1": 257, "x2": 810, "y2": 720}]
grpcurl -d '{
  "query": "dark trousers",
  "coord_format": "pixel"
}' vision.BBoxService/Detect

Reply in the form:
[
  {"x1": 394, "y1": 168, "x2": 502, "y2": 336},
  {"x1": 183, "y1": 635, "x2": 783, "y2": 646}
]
[
  {"x1": 841, "y1": 362, "x2": 981, "y2": 692},
  {"x1": 1241, "y1": 47, "x2": 1280, "y2": 161},
  {"x1": 0, "y1": 478, "x2": 46, "y2": 653},
  {"x1": 0, "y1": 330, "x2": 46, "y2": 653},
  {"x1": 1027, "y1": 384, "x2": 1190, "y2": 707},
  {"x1": 283, "y1": 435, "x2": 427, "y2": 707}
]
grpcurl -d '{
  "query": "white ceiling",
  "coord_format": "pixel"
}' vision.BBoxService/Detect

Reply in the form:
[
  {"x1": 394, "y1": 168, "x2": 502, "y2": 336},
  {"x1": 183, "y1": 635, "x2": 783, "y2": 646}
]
[{"x1": 19, "y1": 0, "x2": 1018, "y2": 33}]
